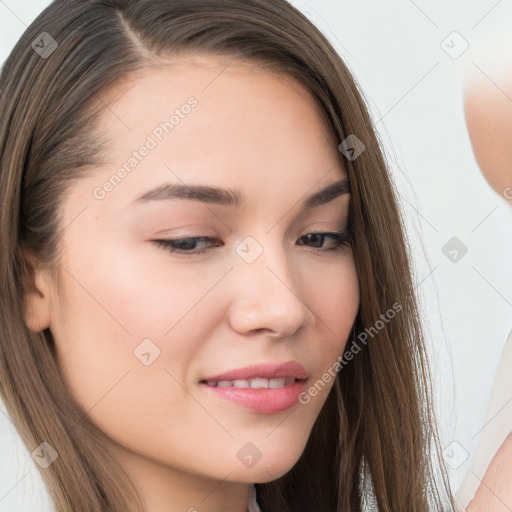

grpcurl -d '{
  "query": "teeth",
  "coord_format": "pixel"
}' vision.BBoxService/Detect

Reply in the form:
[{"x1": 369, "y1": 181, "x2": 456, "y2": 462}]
[
  {"x1": 269, "y1": 378, "x2": 287, "y2": 388},
  {"x1": 206, "y1": 377, "x2": 294, "y2": 388},
  {"x1": 251, "y1": 378, "x2": 268, "y2": 389}
]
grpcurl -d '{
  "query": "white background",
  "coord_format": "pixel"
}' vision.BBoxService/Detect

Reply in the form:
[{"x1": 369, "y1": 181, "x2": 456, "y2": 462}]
[{"x1": 1, "y1": 1, "x2": 512, "y2": 510}]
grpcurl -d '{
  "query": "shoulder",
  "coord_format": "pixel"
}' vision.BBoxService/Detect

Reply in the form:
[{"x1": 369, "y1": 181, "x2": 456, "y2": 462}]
[{"x1": 467, "y1": 434, "x2": 512, "y2": 511}]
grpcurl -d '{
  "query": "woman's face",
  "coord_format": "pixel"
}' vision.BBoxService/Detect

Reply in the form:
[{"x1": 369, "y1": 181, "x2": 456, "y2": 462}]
[{"x1": 27, "y1": 55, "x2": 359, "y2": 507}]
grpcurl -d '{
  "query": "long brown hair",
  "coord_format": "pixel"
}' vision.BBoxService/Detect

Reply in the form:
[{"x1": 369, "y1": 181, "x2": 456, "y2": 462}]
[{"x1": 0, "y1": 1, "x2": 454, "y2": 510}]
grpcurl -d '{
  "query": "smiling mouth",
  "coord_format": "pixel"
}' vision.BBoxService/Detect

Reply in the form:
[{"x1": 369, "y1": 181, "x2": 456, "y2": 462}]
[
  {"x1": 199, "y1": 373, "x2": 309, "y2": 414},
  {"x1": 199, "y1": 377, "x2": 306, "y2": 389}
]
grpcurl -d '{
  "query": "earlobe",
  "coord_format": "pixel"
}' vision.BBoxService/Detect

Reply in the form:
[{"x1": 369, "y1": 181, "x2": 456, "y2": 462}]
[{"x1": 23, "y1": 252, "x2": 52, "y2": 333}]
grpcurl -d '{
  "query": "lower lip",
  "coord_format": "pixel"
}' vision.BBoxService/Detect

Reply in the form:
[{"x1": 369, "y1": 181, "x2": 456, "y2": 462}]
[{"x1": 200, "y1": 379, "x2": 307, "y2": 415}]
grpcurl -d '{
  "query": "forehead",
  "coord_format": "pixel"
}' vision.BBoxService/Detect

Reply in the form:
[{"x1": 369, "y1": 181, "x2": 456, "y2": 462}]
[
  {"x1": 98, "y1": 53, "x2": 338, "y2": 153},
  {"x1": 79, "y1": 54, "x2": 345, "y2": 214}
]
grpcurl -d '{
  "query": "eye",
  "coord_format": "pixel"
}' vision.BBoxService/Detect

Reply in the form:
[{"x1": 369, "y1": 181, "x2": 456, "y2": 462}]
[
  {"x1": 296, "y1": 228, "x2": 352, "y2": 252},
  {"x1": 153, "y1": 236, "x2": 223, "y2": 255},
  {"x1": 152, "y1": 225, "x2": 352, "y2": 256}
]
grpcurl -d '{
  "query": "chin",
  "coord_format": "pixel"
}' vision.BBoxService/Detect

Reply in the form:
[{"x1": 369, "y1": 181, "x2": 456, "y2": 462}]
[{"x1": 237, "y1": 445, "x2": 306, "y2": 483}]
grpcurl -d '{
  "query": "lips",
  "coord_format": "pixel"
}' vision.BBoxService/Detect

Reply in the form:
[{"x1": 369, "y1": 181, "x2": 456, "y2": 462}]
[
  {"x1": 199, "y1": 360, "x2": 309, "y2": 384},
  {"x1": 199, "y1": 360, "x2": 309, "y2": 414}
]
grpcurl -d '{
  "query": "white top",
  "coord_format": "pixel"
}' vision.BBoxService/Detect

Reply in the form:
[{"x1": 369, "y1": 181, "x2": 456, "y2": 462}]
[
  {"x1": 455, "y1": 326, "x2": 512, "y2": 510},
  {"x1": 248, "y1": 483, "x2": 262, "y2": 512}
]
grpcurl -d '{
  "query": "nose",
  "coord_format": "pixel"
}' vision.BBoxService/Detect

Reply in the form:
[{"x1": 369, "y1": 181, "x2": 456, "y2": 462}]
[{"x1": 226, "y1": 241, "x2": 315, "y2": 338}]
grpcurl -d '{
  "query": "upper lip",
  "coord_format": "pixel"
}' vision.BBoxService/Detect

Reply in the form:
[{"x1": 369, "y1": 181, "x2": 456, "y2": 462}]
[{"x1": 200, "y1": 361, "x2": 308, "y2": 383}]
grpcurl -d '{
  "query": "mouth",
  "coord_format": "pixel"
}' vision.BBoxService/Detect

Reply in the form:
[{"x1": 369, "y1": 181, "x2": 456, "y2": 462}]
[
  {"x1": 199, "y1": 376, "x2": 306, "y2": 388},
  {"x1": 198, "y1": 361, "x2": 309, "y2": 415},
  {"x1": 199, "y1": 360, "x2": 309, "y2": 384}
]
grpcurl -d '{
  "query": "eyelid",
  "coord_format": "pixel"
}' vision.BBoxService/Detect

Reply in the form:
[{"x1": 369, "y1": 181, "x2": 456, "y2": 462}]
[
  {"x1": 151, "y1": 224, "x2": 352, "y2": 257},
  {"x1": 151, "y1": 223, "x2": 348, "y2": 241}
]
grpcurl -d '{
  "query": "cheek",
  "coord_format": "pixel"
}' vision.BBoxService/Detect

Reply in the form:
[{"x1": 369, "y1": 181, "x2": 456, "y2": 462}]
[
  {"x1": 305, "y1": 253, "x2": 360, "y2": 346},
  {"x1": 50, "y1": 241, "x2": 218, "y2": 411},
  {"x1": 57, "y1": 234, "x2": 227, "y2": 343},
  {"x1": 50, "y1": 245, "x2": 231, "y2": 470},
  {"x1": 294, "y1": 254, "x2": 359, "y2": 408},
  {"x1": 316, "y1": 257, "x2": 359, "y2": 330}
]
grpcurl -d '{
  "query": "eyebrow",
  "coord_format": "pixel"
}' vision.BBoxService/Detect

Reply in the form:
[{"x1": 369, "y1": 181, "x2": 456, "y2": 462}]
[{"x1": 132, "y1": 176, "x2": 350, "y2": 210}]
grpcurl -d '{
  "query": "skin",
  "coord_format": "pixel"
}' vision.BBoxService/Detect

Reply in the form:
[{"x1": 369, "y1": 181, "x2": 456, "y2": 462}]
[
  {"x1": 23, "y1": 55, "x2": 360, "y2": 512},
  {"x1": 467, "y1": 435, "x2": 512, "y2": 512},
  {"x1": 464, "y1": 64, "x2": 512, "y2": 200},
  {"x1": 464, "y1": 60, "x2": 512, "y2": 511}
]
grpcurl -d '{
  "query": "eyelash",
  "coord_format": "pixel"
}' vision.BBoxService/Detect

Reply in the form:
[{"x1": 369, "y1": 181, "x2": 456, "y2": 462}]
[{"x1": 152, "y1": 226, "x2": 352, "y2": 256}]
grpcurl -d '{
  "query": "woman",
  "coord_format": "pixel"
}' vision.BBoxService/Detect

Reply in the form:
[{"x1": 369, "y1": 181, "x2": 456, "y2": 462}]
[
  {"x1": 0, "y1": 0, "x2": 454, "y2": 510},
  {"x1": 455, "y1": 62, "x2": 512, "y2": 512}
]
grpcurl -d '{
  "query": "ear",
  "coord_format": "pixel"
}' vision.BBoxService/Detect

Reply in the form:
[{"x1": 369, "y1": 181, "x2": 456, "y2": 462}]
[{"x1": 23, "y1": 251, "x2": 52, "y2": 333}]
